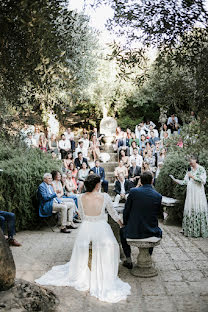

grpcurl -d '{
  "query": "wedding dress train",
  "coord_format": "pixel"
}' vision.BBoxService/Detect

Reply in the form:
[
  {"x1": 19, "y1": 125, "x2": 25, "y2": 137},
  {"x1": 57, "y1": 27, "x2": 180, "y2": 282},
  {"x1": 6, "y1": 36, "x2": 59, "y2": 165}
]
[{"x1": 35, "y1": 193, "x2": 131, "y2": 303}]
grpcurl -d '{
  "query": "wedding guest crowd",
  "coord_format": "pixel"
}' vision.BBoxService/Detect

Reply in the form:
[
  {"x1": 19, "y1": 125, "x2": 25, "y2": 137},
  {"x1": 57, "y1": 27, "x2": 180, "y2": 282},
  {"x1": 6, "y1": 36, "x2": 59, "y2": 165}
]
[{"x1": 20, "y1": 114, "x2": 183, "y2": 223}]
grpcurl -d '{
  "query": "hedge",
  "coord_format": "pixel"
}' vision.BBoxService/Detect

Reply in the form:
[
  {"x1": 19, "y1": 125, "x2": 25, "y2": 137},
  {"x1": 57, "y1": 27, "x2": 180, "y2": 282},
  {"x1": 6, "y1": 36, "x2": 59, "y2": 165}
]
[{"x1": 0, "y1": 143, "x2": 62, "y2": 231}]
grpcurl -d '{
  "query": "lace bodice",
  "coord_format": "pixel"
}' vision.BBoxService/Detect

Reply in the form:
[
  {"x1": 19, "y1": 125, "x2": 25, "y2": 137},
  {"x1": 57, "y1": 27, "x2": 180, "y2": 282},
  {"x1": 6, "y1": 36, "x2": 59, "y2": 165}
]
[{"x1": 78, "y1": 193, "x2": 121, "y2": 222}]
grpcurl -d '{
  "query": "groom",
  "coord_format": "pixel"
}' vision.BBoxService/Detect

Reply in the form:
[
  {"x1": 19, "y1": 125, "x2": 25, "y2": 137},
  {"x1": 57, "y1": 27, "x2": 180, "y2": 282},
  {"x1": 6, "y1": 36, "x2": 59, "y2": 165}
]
[{"x1": 120, "y1": 171, "x2": 162, "y2": 269}]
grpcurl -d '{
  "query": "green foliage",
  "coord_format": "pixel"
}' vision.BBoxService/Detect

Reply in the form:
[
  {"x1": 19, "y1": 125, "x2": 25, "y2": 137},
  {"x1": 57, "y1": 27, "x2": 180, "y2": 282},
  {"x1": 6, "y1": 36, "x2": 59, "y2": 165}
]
[
  {"x1": 94, "y1": 0, "x2": 207, "y2": 48},
  {"x1": 0, "y1": 0, "x2": 100, "y2": 125},
  {"x1": 0, "y1": 143, "x2": 62, "y2": 231},
  {"x1": 117, "y1": 116, "x2": 141, "y2": 131}
]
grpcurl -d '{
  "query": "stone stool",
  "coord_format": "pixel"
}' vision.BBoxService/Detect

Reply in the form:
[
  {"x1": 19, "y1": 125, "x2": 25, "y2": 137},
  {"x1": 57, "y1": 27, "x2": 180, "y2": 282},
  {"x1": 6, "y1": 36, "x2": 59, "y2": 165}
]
[{"x1": 127, "y1": 237, "x2": 161, "y2": 278}]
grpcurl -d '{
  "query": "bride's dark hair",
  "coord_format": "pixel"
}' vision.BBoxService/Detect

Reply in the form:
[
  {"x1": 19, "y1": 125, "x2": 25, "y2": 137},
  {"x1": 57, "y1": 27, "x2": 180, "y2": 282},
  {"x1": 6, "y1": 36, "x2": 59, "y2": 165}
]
[{"x1": 84, "y1": 174, "x2": 101, "y2": 192}]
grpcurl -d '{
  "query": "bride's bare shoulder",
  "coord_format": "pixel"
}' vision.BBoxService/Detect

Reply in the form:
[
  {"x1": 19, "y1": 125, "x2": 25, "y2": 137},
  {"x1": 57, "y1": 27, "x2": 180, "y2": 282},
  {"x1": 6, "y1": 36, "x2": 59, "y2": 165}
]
[{"x1": 82, "y1": 192, "x2": 104, "y2": 200}]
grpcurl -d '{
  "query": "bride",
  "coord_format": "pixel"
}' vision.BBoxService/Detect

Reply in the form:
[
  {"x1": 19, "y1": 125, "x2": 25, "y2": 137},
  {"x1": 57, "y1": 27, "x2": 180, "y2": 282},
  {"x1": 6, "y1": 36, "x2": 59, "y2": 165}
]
[{"x1": 35, "y1": 174, "x2": 131, "y2": 303}]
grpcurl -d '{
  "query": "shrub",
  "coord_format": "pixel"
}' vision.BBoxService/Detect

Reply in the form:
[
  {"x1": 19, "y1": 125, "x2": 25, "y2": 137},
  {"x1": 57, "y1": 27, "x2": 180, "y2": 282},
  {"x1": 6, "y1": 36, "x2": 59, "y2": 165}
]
[
  {"x1": 117, "y1": 116, "x2": 143, "y2": 131},
  {"x1": 0, "y1": 144, "x2": 62, "y2": 231}
]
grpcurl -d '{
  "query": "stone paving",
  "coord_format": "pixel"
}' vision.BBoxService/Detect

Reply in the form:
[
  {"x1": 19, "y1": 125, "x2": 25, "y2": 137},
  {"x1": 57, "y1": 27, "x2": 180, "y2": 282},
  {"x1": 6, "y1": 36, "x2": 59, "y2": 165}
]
[{"x1": 11, "y1": 222, "x2": 208, "y2": 312}]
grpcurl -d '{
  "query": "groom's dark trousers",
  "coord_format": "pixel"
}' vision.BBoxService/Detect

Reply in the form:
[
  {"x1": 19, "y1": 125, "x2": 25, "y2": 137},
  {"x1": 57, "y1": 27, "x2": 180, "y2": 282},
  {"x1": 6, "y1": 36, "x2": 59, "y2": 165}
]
[{"x1": 120, "y1": 185, "x2": 162, "y2": 257}]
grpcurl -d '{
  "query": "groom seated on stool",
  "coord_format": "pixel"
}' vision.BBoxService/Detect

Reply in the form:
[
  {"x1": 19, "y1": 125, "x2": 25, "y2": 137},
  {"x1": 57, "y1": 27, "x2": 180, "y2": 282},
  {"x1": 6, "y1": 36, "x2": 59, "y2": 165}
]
[
  {"x1": 120, "y1": 171, "x2": 162, "y2": 269},
  {"x1": 38, "y1": 173, "x2": 76, "y2": 233}
]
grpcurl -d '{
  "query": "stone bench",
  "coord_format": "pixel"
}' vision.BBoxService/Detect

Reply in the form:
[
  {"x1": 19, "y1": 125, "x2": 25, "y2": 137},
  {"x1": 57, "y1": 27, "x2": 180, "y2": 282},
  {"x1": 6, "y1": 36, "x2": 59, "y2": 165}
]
[
  {"x1": 127, "y1": 237, "x2": 161, "y2": 278},
  {"x1": 162, "y1": 196, "x2": 180, "y2": 225}
]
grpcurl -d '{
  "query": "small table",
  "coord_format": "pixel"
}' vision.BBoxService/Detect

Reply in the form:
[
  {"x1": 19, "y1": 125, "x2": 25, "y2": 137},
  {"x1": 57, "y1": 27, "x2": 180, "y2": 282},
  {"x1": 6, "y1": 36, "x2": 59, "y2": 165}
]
[{"x1": 162, "y1": 196, "x2": 180, "y2": 225}]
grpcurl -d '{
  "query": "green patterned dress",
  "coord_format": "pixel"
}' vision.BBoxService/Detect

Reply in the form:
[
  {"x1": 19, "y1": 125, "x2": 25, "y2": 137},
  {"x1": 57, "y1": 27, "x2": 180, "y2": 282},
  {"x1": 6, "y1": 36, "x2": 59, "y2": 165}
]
[{"x1": 175, "y1": 165, "x2": 208, "y2": 238}]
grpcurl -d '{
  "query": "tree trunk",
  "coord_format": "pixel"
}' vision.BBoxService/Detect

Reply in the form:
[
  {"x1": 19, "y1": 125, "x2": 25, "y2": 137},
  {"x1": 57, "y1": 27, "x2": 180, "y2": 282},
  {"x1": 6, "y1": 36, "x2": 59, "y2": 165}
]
[{"x1": 0, "y1": 229, "x2": 16, "y2": 290}]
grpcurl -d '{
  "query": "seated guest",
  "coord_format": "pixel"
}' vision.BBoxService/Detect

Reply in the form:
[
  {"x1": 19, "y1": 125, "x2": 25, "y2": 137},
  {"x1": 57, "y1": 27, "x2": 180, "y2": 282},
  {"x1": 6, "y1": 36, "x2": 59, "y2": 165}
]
[
  {"x1": 118, "y1": 132, "x2": 130, "y2": 156},
  {"x1": 78, "y1": 162, "x2": 89, "y2": 193},
  {"x1": 147, "y1": 125, "x2": 159, "y2": 138},
  {"x1": 38, "y1": 173, "x2": 76, "y2": 233},
  {"x1": 160, "y1": 123, "x2": 171, "y2": 139},
  {"x1": 75, "y1": 140, "x2": 88, "y2": 158},
  {"x1": 63, "y1": 151, "x2": 73, "y2": 171},
  {"x1": 143, "y1": 141, "x2": 153, "y2": 156},
  {"x1": 129, "y1": 140, "x2": 139, "y2": 156},
  {"x1": 82, "y1": 133, "x2": 90, "y2": 152},
  {"x1": 91, "y1": 160, "x2": 109, "y2": 192},
  {"x1": 114, "y1": 173, "x2": 130, "y2": 207},
  {"x1": 114, "y1": 160, "x2": 128, "y2": 179},
  {"x1": 59, "y1": 134, "x2": 71, "y2": 159},
  {"x1": 64, "y1": 127, "x2": 75, "y2": 152},
  {"x1": 129, "y1": 132, "x2": 140, "y2": 147},
  {"x1": 139, "y1": 134, "x2": 148, "y2": 155},
  {"x1": 119, "y1": 148, "x2": 130, "y2": 168},
  {"x1": 63, "y1": 171, "x2": 77, "y2": 195},
  {"x1": 48, "y1": 134, "x2": 59, "y2": 155},
  {"x1": 69, "y1": 162, "x2": 78, "y2": 184},
  {"x1": 167, "y1": 114, "x2": 178, "y2": 133},
  {"x1": 74, "y1": 152, "x2": 88, "y2": 169},
  {"x1": 129, "y1": 148, "x2": 143, "y2": 168},
  {"x1": 62, "y1": 173, "x2": 79, "y2": 221},
  {"x1": 90, "y1": 127, "x2": 103, "y2": 141},
  {"x1": 141, "y1": 160, "x2": 151, "y2": 173},
  {"x1": 120, "y1": 171, "x2": 162, "y2": 268},
  {"x1": 128, "y1": 159, "x2": 141, "y2": 188},
  {"x1": 149, "y1": 131, "x2": 160, "y2": 146},
  {"x1": 38, "y1": 133, "x2": 47, "y2": 152},
  {"x1": 24, "y1": 132, "x2": 37, "y2": 148},
  {"x1": 153, "y1": 141, "x2": 162, "y2": 167},
  {"x1": 0, "y1": 211, "x2": 21, "y2": 246},
  {"x1": 135, "y1": 124, "x2": 146, "y2": 140},
  {"x1": 144, "y1": 150, "x2": 156, "y2": 170},
  {"x1": 51, "y1": 170, "x2": 77, "y2": 212},
  {"x1": 33, "y1": 126, "x2": 41, "y2": 146},
  {"x1": 144, "y1": 119, "x2": 156, "y2": 129},
  {"x1": 89, "y1": 134, "x2": 100, "y2": 161},
  {"x1": 157, "y1": 148, "x2": 166, "y2": 164},
  {"x1": 82, "y1": 128, "x2": 89, "y2": 139},
  {"x1": 177, "y1": 137, "x2": 183, "y2": 148}
]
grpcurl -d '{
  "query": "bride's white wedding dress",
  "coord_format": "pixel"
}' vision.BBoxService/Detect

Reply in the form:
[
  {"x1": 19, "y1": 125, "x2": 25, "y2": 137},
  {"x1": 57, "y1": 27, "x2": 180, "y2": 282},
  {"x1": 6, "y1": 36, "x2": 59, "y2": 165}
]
[{"x1": 35, "y1": 193, "x2": 131, "y2": 303}]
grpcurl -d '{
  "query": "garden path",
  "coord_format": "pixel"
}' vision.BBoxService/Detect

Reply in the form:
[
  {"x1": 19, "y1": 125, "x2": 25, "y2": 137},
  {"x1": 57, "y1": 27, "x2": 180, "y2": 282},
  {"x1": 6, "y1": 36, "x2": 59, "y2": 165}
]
[{"x1": 12, "y1": 222, "x2": 208, "y2": 311}]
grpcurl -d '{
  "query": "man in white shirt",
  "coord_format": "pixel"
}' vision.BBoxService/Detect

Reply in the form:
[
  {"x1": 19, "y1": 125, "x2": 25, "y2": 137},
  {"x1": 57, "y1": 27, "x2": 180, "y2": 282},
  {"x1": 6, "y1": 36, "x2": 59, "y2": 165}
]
[
  {"x1": 64, "y1": 127, "x2": 75, "y2": 151},
  {"x1": 129, "y1": 148, "x2": 143, "y2": 168},
  {"x1": 24, "y1": 132, "x2": 37, "y2": 148},
  {"x1": 82, "y1": 132, "x2": 90, "y2": 150},
  {"x1": 147, "y1": 125, "x2": 159, "y2": 138},
  {"x1": 167, "y1": 114, "x2": 178, "y2": 126},
  {"x1": 75, "y1": 140, "x2": 88, "y2": 158},
  {"x1": 59, "y1": 134, "x2": 71, "y2": 159},
  {"x1": 114, "y1": 173, "x2": 129, "y2": 207},
  {"x1": 135, "y1": 124, "x2": 146, "y2": 140}
]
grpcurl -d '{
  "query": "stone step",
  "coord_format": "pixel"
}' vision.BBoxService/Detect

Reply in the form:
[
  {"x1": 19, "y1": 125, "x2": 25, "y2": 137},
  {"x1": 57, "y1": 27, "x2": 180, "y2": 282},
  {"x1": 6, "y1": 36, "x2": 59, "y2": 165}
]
[
  {"x1": 108, "y1": 152, "x2": 118, "y2": 162},
  {"x1": 108, "y1": 188, "x2": 115, "y2": 196},
  {"x1": 102, "y1": 162, "x2": 117, "y2": 172},
  {"x1": 108, "y1": 183, "x2": 116, "y2": 196},
  {"x1": 106, "y1": 172, "x2": 116, "y2": 183},
  {"x1": 103, "y1": 145, "x2": 114, "y2": 153}
]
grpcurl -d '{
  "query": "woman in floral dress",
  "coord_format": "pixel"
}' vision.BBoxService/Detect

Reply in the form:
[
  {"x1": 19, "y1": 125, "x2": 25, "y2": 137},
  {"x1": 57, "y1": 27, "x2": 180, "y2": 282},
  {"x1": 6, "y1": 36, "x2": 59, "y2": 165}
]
[{"x1": 170, "y1": 156, "x2": 208, "y2": 238}]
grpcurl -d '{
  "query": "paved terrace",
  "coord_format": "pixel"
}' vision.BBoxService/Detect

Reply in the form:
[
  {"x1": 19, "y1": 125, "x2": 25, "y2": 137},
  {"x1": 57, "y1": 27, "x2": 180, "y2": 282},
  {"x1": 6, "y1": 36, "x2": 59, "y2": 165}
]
[{"x1": 11, "y1": 223, "x2": 208, "y2": 312}]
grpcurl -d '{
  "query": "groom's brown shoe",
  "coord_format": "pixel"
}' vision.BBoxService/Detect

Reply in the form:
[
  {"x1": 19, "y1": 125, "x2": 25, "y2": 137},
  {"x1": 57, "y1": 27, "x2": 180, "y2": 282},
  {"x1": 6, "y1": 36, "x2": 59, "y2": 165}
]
[{"x1": 122, "y1": 260, "x2": 133, "y2": 270}]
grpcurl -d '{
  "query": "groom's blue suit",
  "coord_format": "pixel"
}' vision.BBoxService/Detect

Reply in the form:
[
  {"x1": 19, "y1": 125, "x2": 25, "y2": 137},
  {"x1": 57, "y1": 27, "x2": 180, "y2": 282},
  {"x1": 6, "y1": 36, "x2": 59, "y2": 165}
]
[{"x1": 120, "y1": 184, "x2": 162, "y2": 257}]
